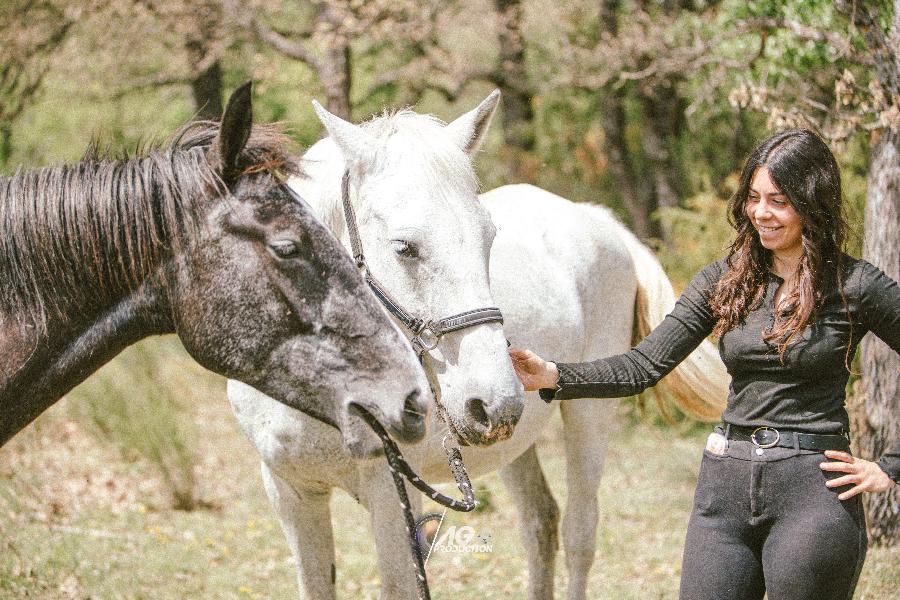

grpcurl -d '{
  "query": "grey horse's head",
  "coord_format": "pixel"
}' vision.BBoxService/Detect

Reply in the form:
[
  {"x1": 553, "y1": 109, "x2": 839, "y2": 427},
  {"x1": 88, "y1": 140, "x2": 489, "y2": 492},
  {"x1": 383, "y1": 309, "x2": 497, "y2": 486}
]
[{"x1": 167, "y1": 84, "x2": 432, "y2": 456}]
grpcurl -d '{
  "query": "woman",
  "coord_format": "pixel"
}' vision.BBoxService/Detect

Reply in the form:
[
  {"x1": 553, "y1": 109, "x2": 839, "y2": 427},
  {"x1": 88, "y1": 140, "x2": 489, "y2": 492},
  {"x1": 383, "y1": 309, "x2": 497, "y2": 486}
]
[{"x1": 510, "y1": 129, "x2": 898, "y2": 600}]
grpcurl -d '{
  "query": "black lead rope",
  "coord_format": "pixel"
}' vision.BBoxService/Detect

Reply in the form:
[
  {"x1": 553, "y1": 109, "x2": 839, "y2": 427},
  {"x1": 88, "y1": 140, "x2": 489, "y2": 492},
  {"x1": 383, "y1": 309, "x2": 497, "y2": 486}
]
[{"x1": 353, "y1": 407, "x2": 477, "y2": 600}]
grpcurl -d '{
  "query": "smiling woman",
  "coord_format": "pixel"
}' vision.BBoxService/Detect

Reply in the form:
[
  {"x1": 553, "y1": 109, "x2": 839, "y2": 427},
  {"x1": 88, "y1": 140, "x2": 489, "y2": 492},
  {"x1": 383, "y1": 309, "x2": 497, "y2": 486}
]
[
  {"x1": 511, "y1": 128, "x2": 900, "y2": 600},
  {"x1": 0, "y1": 82, "x2": 431, "y2": 455}
]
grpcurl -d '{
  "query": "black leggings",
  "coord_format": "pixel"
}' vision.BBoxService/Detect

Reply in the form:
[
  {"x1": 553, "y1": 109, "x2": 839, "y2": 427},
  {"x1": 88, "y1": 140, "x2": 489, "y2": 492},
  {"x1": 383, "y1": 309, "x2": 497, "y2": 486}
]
[{"x1": 680, "y1": 440, "x2": 868, "y2": 600}]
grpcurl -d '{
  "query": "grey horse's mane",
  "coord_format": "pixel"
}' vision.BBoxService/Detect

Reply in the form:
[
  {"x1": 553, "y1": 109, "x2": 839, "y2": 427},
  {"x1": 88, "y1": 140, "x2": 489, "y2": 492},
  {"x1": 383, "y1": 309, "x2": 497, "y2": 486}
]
[{"x1": 0, "y1": 121, "x2": 296, "y2": 332}]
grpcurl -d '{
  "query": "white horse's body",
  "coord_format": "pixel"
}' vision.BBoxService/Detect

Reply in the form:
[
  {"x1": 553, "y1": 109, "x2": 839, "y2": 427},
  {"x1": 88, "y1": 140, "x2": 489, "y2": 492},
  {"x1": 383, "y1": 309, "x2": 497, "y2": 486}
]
[{"x1": 228, "y1": 95, "x2": 727, "y2": 599}]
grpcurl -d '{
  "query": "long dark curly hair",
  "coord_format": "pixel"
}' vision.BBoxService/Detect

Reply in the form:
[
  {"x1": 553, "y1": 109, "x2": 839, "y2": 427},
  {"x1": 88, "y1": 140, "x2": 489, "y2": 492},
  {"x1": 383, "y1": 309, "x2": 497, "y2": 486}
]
[{"x1": 709, "y1": 129, "x2": 849, "y2": 358}]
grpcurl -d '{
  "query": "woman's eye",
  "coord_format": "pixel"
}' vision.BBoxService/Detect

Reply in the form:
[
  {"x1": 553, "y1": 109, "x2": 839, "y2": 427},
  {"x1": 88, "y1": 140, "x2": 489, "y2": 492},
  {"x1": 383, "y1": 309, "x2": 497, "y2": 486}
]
[
  {"x1": 391, "y1": 240, "x2": 418, "y2": 258},
  {"x1": 269, "y1": 240, "x2": 302, "y2": 259}
]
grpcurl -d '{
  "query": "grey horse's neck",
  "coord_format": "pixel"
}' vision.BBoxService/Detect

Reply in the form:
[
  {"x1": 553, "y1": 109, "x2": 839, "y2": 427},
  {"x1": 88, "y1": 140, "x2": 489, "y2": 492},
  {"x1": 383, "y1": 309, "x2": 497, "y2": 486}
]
[{"x1": 0, "y1": 281, "x2": 171, "y2": 447}]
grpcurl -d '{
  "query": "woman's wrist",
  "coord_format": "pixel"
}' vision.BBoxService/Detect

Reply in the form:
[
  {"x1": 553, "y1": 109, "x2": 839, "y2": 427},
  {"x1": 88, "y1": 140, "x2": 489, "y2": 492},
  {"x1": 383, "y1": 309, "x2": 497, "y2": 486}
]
[{"x1": 545, "y1": 361, "x2": 560, "y2": 389}]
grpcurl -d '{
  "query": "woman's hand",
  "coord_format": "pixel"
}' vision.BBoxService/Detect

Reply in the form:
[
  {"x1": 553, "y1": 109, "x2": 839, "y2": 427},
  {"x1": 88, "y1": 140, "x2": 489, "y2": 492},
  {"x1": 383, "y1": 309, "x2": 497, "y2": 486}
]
[
  {"x1": 820, "y1": 451, "x2": 896, "y2": 500},
  {"x1": 508, "y1": 348, "x2": 559, "y2": 392}
]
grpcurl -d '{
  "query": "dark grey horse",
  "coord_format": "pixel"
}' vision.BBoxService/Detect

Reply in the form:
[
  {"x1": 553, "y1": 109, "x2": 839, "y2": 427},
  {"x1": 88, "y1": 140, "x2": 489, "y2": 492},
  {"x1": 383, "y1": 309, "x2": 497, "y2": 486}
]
[{"x1": 0, "y1": 83, "x2": 430, "y2": 456}]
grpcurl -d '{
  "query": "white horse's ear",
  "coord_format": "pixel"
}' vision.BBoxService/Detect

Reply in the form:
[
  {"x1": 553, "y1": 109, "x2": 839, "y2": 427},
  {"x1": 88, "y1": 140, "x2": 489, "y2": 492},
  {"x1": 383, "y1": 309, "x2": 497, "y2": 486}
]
[
  {"x1": 445, "y1": 89, "x2": 501, "y2": 155},
  {"x1": 312, "y1": 100, "x2": 381, "y2": 166}
]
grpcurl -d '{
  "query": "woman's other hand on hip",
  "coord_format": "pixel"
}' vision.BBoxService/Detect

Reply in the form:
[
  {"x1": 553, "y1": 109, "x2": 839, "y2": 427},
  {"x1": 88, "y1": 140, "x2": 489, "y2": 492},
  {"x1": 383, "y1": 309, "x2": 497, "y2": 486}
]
[{"x1": 820, "y1": 450, "x2": 896, "y2": 500}]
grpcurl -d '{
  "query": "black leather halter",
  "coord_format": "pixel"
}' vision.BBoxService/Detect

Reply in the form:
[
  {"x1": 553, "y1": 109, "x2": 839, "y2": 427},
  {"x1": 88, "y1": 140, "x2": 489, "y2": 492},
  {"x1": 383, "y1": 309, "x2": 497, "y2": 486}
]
[{"x1": 339, "y1": 171, "x2": 504, "y2": 357}]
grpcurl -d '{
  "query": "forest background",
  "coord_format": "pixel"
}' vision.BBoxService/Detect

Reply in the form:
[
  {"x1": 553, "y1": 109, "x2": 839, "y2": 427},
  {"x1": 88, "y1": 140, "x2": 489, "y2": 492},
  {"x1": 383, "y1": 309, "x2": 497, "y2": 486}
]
[{"x1": 1, "y1": 0, "x2": 898, "y2": 598}]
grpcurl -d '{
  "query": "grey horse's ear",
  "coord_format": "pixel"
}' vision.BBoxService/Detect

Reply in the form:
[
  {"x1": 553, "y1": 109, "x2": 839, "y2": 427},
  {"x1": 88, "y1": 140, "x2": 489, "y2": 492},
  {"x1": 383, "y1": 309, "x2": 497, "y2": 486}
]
[
  {"x1": 211, "y1": 81, "x2": 253, "y2": 181},
  {"x1": 312, "y1": 100, "x2": 381, "y2": 168},
  {"x1": 445, "y1": 89, "x2": 501, "y2": 155}
]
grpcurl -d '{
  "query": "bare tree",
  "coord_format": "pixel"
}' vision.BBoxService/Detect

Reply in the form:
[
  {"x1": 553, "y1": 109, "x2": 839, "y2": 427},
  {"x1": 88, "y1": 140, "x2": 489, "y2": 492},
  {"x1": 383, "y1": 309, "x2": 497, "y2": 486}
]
[
  {"x1": 130, "y1": 0, "x2": 228, "y2": 118},
  {"x1": 555, "y1": 1, "x2": 701, "y2": 242},
  {"x1": 0, "y1": 0, "x2": 77, "y2": 169},
  {"x1": 836, "y1": 0, "x2": 900, "y2": 546},
  {"x1": 226, "y1": 0, "x2": 439, "y2": 120}
]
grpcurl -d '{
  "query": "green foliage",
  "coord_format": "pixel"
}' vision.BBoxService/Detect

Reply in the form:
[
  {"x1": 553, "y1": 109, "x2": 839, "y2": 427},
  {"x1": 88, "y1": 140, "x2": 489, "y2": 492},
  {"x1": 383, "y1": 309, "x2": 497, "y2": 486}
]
[{"x1": 656, "y1": 183, "x2": 735, "y2": 290}]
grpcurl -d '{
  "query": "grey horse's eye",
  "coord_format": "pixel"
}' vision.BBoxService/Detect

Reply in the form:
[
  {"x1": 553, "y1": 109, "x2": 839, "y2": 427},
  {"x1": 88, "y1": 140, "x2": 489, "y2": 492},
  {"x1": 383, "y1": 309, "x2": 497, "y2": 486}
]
[
  {"x1": 391, "y1": 239, "x2": 418, "y2": 258},
  {"x1": 269, "y1": 240, "x2": 302, "y2": 259}
]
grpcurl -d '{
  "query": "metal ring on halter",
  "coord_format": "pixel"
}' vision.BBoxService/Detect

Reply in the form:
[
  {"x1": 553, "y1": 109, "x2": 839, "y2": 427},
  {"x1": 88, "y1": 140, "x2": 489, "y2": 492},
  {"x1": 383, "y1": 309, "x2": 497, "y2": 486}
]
[
  {"x1": 750, "y1": 426, "x2": 780, "y2": 449},
  {"x1": 413, "y1": 326, "x2": 440, "y2": 352}
]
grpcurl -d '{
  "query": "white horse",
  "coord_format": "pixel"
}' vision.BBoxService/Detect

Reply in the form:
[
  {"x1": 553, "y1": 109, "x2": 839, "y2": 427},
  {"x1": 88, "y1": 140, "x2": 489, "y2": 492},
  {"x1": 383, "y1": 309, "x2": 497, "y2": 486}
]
[{"x1": 228, "y1": 92, "x2": 728, "y2": 599}]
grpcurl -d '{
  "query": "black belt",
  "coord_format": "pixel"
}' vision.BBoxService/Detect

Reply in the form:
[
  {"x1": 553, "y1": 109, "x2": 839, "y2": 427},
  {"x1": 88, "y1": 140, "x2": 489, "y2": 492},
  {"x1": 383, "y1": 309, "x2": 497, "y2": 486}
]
[{"x1": 725, "y1": 424, "x2": 850, "y2": 452}]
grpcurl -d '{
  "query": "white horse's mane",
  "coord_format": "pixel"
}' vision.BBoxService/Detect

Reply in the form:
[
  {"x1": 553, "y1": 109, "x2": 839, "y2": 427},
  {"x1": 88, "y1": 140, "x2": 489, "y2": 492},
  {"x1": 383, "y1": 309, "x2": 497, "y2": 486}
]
[{"x1": 360, "y1": 109, "x2": 479, "y2": 195}]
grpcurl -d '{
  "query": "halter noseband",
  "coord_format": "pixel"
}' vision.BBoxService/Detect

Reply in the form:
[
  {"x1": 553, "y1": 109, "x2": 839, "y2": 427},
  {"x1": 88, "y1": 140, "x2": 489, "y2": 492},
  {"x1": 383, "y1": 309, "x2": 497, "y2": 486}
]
[{"x1": 339, "y1": 171, "x2": 504, "y2": 357}]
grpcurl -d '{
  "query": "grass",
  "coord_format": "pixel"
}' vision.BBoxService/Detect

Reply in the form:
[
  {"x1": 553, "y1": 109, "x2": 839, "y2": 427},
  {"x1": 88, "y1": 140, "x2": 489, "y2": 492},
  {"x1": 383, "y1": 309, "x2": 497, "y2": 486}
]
[
  {"x1": 0, "y1": 351, "x2": 897, "y2": 598},
  {"x1": 66, "y1": 339, "x2": 205, "y2": 510}
]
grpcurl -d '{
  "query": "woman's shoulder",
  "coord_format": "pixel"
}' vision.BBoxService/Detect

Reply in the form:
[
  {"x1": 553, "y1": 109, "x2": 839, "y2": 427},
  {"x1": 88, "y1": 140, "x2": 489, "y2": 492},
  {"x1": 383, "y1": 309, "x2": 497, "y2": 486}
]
[
  {"x1": 694, "y1": 257, "x2": 731, "y2": 283},
  {"x1": 839, "y1": 254, "x2": 898, "y2": 300},
  {"x1": 683, "y1": 257, "x2": 730, "y2": 296}
]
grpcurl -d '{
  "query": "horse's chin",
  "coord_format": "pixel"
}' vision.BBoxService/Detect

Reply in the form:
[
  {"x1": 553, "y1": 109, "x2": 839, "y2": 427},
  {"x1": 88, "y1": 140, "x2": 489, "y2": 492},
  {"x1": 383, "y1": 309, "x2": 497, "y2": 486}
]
[{"x1": 339, "y1": 410, "x2": 386, "y2": 459}]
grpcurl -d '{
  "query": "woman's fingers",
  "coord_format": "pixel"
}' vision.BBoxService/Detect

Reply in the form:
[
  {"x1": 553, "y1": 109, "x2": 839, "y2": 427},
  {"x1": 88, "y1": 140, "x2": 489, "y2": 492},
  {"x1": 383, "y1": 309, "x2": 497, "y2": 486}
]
[
  {"x1": 820, "y1": 453, "x2": 895, "y2": 499},
  {"x1": 819, "y1": 460, "x2": 854, "y2": 473},
  {"x1": 823, "y1": 450, "x2": 854, "y2": 463},
  {"x1": 837, "y1": 485, "x2": 864, "y2": 501},
  {"x1": 824, "y1": 474, "x2": 857, "y2": 488},
  {"x1": 508, "y1": 348, "x2": 556, "y2": 391}
]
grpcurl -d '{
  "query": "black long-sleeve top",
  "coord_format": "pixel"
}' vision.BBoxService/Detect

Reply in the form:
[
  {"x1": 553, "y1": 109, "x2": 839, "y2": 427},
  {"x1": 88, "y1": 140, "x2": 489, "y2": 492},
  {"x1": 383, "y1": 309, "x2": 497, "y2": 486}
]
[{"x1": 540, "y1": 256, "x2": 900, "y2": 482}]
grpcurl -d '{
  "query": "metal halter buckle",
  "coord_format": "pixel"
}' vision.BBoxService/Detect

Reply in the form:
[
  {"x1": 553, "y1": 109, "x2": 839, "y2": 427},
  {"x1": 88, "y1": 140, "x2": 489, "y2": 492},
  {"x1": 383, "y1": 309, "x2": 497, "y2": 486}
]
[{"x1": 750, "y1": 426, "x2": 780, "y2": 449}]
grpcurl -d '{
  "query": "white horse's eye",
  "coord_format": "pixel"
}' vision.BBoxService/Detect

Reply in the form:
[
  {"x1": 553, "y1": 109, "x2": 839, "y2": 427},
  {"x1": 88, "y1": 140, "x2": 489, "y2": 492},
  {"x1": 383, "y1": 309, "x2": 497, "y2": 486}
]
[{"x1": 391, "y1": 240, "x2": 418, "y2": 258}]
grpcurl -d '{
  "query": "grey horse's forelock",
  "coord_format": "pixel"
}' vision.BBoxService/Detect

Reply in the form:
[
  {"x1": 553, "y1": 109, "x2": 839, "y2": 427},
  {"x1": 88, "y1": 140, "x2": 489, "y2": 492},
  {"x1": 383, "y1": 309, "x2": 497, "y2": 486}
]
[
  {"x1": 362, "y1": 110, "x2": 479, "y2": 196},
  {"x1": 0, "y1": 121, "x2": 296, "y2": 334}
]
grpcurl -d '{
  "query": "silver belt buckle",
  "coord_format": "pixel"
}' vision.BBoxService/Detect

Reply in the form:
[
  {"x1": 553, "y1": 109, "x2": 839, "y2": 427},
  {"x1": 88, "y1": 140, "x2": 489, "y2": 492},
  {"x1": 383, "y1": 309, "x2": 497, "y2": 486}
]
[{"x1": 750, "y1": 426, "x2": 780, "y2": 449}]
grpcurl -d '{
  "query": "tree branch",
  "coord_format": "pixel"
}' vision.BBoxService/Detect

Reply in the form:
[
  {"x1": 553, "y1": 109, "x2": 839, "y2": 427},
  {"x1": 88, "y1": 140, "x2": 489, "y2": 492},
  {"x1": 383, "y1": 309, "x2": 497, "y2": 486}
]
[
  {"x1": 741, "y1": 16, "x2": 856, "y2": 58},
  {"x1": 109, "y1": 73, "x2": 193, "y2": 100},
  {"x1": 220, "y1": 0, "x2": 320, "y2": 68}
]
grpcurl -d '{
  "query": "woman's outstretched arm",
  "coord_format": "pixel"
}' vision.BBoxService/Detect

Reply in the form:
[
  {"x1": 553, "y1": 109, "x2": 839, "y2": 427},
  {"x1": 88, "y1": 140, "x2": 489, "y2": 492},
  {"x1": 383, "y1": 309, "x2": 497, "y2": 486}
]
[{"x1": 511, "y1": 261, "x2": 723, "y2": 401}]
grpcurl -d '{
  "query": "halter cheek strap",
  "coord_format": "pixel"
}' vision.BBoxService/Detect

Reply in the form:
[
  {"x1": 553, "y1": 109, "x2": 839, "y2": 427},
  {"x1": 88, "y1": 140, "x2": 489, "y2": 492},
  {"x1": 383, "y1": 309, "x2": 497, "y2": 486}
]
[
  {"x1": 340, "y1": 170, "x2": 504, "y2": 357},
  {"x1": 337, "y1": 172, "x2": 505, "y2": 600}
]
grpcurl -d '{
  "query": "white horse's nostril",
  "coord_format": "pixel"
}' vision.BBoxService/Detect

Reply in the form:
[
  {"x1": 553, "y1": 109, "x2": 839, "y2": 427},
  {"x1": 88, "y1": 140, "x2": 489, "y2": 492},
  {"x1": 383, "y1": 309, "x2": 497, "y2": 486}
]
[{"x1": 464, "y1": 396, "x2": 492, "y2": 431}]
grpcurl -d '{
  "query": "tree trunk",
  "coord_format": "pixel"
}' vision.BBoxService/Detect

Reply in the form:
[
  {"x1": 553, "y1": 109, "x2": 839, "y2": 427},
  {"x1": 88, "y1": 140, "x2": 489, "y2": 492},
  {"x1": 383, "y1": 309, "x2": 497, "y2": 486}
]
[
  {"x1": 317, "y1": 4, "x2": 352, "y2": 120},
  {"x1": 183, "y1": 1, "x2": 223, "y2": 120},
  {"x1": 601, "y1": 90, "x2": 657, "y2": 240},
  {"x1": 493, "y1": 0, "x2": 536, "y2": 182},
  {"x1": 856, "y1": 128, "x2": 900, "y2": 545},
  {"x1": 0, "y1": 122, "x2": 11, "y2": 172},
  {"x1": 190, "y1": 59, "x2": 223, "y2": 120},
  {"x1": 639, "y1": 84, "x2": 687, "y2": 246},
  {"x1": 596, "y1": 0, "x2": 659, "y2": 241},
  {"x1": 836, "y1": 0, "x2": 900, "y2": 546},
  {"x1": 319, "y1": 42, "x2": 351, "y2": 120}
]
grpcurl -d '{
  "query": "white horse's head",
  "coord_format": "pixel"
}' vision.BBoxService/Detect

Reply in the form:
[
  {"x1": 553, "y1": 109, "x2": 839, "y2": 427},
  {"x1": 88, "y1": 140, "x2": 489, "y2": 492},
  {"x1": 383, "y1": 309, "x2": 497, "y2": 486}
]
[{"x1": 307, "y1": 91, "x2": 524, "y2": 446}]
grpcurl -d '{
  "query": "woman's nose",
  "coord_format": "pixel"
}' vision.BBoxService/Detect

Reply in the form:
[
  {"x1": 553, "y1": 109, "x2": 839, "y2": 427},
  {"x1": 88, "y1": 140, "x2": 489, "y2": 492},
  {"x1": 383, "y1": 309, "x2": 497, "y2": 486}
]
[{"x1": 753, "y1": 201, "x2": 771, "y2": 220}]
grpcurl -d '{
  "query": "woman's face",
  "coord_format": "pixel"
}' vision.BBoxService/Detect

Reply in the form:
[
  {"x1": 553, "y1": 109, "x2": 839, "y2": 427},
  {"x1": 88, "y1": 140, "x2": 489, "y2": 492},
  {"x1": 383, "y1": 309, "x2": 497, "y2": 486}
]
[{"x1": 746, "y1": 166, "x2": 803, "y2": 261}]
